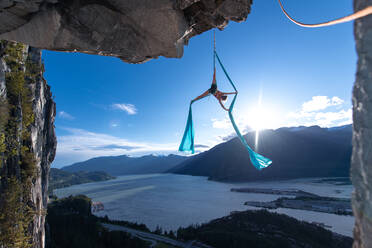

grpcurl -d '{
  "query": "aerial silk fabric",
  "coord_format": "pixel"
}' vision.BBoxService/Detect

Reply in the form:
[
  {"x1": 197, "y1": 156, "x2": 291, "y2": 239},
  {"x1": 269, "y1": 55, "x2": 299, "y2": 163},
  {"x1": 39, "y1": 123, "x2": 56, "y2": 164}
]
[
  {"x1": 179, "y1": 104, "x2": 195, "y2": 153},
  {"x1": 179, "y1": 52, "x2": 272, "y2": 170},
  {"x1": 215, "y1": 52, "x2": 272, "y2": 170}
]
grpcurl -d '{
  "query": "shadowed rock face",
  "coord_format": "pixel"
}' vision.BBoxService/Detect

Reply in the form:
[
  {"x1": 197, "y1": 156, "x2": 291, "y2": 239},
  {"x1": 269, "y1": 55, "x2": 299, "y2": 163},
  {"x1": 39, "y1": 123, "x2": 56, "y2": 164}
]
[
  {"x1": 352, "y1": 0, "x2": 372, "y2": 247},
  {"x1": 0, "y1": 41, "x2": 56, "y2": 248},
  {"x1": 0, "y1": 0, "x2": 252, "y2": 63}
]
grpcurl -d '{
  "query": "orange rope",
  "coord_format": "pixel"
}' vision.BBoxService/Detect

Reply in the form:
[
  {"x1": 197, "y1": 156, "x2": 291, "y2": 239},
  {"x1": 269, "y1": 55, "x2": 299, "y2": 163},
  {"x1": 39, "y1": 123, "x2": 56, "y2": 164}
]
[{"x1": 278, "y1": 0, "x2": 372, "y2": 28}]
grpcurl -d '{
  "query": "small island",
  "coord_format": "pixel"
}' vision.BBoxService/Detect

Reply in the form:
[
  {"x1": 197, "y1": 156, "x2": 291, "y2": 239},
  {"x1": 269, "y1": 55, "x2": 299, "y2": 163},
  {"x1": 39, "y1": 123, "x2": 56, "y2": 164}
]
[
  {"x1": 231, "y1": 187, "x2": 352, "y2": 216},
  {"x1": 245, "y1": 196, "x2": 352, "y2": 215},
  {"x1": 231, "y1": 188, "x2": 319, "y2": 197},
  {"x1": 245, "y1": 195, "x2": 351, "y2": 217}
]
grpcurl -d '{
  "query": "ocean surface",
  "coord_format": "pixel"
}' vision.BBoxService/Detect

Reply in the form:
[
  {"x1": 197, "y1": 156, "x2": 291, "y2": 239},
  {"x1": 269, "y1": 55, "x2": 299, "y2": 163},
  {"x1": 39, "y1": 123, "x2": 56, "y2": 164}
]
[{"x1": 54, "y1": 174, "x2": 354, "y2": 237}]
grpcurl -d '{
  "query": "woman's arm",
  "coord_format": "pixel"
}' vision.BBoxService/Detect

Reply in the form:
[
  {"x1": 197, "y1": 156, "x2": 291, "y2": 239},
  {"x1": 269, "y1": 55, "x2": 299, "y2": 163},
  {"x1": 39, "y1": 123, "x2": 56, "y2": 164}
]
[
  {"x1": 218, "y1": 98, "x2": 230, "y2": 111},
  {"x1": 219, "y1": 91, "x2": 238, "y2": 95}
]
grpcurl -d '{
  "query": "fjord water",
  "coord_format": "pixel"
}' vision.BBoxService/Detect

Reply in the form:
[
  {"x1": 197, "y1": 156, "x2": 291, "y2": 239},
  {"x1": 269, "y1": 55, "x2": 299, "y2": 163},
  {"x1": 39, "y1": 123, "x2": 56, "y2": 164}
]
[{"x1": 54, "y1": 174, "x2": 354, "y2": 237}]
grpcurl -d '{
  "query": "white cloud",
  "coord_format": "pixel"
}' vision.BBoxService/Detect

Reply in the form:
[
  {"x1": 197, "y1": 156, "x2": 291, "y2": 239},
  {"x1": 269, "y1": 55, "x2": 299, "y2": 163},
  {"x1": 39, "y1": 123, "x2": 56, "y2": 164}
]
[
  {"x1": 331, "y1": 96, "x2": 344, "y2": 106},
  {"x1": 302, "y1": 96, "x2": 344, "y2": 112},
  {"x1": 211, "y1": 118, "x2": 231, "y2": 129},
  {"x1": 112, "y1": 103, "x2": 137, "y2": 115},
  {"x1": 110, "y1": 122, "x2": 119, "y2": 127},
  {"x1": 314, "y1": 109, "x2": 352, "y2": 127},
  {"x1": 58, "y1": 111, "x2": 75, "y2": 120},
  {"x1": 286, "y1": 96, "x2": 351, "y2": 128},
  {"x1": 286, "y1": 109, "x2": 352, "y2": 127},
  {"x1": 54, "y1": 127, "x2": 178, "y2": 167}
]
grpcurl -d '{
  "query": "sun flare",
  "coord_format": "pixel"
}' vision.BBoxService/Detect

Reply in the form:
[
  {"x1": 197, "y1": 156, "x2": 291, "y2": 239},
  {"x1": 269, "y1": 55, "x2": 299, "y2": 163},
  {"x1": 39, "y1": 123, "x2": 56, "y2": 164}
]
[
  {"x1": 241, "y1": 104, "x2": 281, "y2": 150},
  {"x1": 245, "y1": 106, "x2": 278, "y2": 131}
]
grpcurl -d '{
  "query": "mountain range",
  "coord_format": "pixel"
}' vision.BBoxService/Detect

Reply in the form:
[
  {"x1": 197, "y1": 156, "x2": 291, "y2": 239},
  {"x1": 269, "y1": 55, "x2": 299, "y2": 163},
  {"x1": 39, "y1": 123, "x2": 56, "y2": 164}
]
[
  {"x1": 61, "y1": 125, "x2": 352, "y2": 182},
  {"x1": 62, "y1": 154, "x2": 188, "y2": 176},
  {"x1": 170, "y1": 125, "x2": 352, "y2": 181}
]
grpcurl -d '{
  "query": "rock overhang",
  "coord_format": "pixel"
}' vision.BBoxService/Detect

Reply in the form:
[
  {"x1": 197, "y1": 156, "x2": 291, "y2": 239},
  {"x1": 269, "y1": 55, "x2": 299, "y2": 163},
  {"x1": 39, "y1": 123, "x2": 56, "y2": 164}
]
[{"x1": 0, "y1": 0, "x2": 252, "y2": 63}]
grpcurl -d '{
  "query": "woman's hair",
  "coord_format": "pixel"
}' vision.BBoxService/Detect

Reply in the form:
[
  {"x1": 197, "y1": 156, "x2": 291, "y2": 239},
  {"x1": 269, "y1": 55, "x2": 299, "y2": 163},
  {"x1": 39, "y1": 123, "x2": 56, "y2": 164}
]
[{"x1": 221, "y1": 95, "x2": 228, "y2": 101}]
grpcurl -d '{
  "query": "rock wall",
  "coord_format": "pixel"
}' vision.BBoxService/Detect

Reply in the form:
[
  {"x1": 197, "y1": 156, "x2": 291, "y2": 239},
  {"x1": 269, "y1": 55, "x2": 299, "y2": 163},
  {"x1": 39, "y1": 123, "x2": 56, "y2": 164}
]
[
  {"x1": 0, "y1": 0, "x2": 252, "y2": 63},
  {"x1": 351, "y1": 1, "x2": 372, "y2": 248},
  {"x1": 0, "y1": 41, "x2": 56, "y2": 248}
]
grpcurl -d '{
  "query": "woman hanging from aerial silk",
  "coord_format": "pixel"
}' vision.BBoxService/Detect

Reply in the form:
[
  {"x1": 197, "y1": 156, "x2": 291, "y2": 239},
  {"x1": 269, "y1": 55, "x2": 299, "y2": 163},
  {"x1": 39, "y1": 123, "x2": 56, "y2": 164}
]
[
  {"x1": 191, "y1": 68, "x2": 237, "y2": 111},
  {"x1": 179, "y1": 49, "x2": 272, "y2": 170}
]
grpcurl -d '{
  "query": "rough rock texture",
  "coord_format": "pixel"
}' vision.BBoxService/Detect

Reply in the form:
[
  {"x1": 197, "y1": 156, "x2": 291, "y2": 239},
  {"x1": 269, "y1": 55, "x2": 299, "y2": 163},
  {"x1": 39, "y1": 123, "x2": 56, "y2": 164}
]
[
  {"x1": 0, "y1": 0, "x2": 252, "y2": 63},
  {"x1": 28, "y1": 47, "x2": 56, "y2": 248},
  {"x1": 351, "y1": 0, "x2": 372, "y2": 248},
  {"x1": 0, "y1": 41, "x2": 56, "y2": 248}
]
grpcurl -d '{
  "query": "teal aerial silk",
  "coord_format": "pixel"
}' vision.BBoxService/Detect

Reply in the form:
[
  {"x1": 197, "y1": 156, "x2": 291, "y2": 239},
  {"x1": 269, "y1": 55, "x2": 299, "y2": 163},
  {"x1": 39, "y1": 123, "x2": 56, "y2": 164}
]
[
  {"x1": 215, "y1": 52, "x2": 272, "y2": 170},
  {"x1": 179, "y1": 104, "x2": 195, "y2": 153},
  {"x1": 179, "y1": 52, "x2": 272, "y2": 170}
]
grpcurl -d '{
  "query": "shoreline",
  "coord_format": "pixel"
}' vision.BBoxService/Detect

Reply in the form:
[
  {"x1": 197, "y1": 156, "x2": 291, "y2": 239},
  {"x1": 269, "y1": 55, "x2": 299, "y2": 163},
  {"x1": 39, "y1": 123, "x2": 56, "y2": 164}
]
[
  {"x1": 54, "y1": 174, "x2": 354, "y2": 237},
  {"x1": 234, "y1": 187, "x2": 353, "y2": 216}
]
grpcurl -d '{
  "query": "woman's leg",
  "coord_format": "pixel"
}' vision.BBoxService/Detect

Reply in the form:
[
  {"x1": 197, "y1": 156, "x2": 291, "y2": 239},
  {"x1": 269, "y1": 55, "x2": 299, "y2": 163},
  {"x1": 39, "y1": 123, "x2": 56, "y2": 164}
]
[{"x1": 191, "y1": 89, "x2": 210, "y2": 103}]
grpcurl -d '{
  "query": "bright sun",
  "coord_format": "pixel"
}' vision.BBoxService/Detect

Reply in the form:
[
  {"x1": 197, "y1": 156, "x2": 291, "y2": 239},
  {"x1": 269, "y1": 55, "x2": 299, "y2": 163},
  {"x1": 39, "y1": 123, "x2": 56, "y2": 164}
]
[
  {"x1": 242, "y1": 106, "x2": 280, "y2": 150},
  {"x1": 239, "y1": 89, "x2": 282, "y2": 132},
  {"x1": 245, "y1": 106, "x2": 278, "y2": 131}
]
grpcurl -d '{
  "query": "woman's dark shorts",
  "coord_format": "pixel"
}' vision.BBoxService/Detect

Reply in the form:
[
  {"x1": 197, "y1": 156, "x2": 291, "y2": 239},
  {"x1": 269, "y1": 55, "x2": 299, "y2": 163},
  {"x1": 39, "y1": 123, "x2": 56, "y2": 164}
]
[{"x1": 209, "y1": 83, "x2": 217, "y2": 94}]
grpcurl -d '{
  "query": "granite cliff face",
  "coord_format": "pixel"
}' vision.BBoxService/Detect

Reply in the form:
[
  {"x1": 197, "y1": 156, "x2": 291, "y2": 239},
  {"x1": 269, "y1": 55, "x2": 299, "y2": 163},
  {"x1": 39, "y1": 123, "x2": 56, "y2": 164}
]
[
  {"x1": 0, "y1": 41, "x2": 56, "y2": 248},
  {"x1": 351, "y1": 1, "x2": 372, "y2": 247},
  {"x1": 0, "y1": 0, "x2": 252, "y2": 63}
]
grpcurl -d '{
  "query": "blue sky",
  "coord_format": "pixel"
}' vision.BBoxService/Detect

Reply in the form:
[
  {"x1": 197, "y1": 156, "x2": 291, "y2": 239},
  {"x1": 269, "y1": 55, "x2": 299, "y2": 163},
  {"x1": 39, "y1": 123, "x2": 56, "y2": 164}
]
[{"x1": 44, "y1": 0, "x2": 356, "y2": 167}]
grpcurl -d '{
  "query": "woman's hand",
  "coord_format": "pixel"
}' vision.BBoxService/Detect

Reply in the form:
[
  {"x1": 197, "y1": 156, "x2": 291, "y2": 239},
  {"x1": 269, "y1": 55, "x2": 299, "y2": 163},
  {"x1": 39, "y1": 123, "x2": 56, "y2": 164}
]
[{"x1": 218, "y1": 98, "x2": 230, "y2": 112}]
